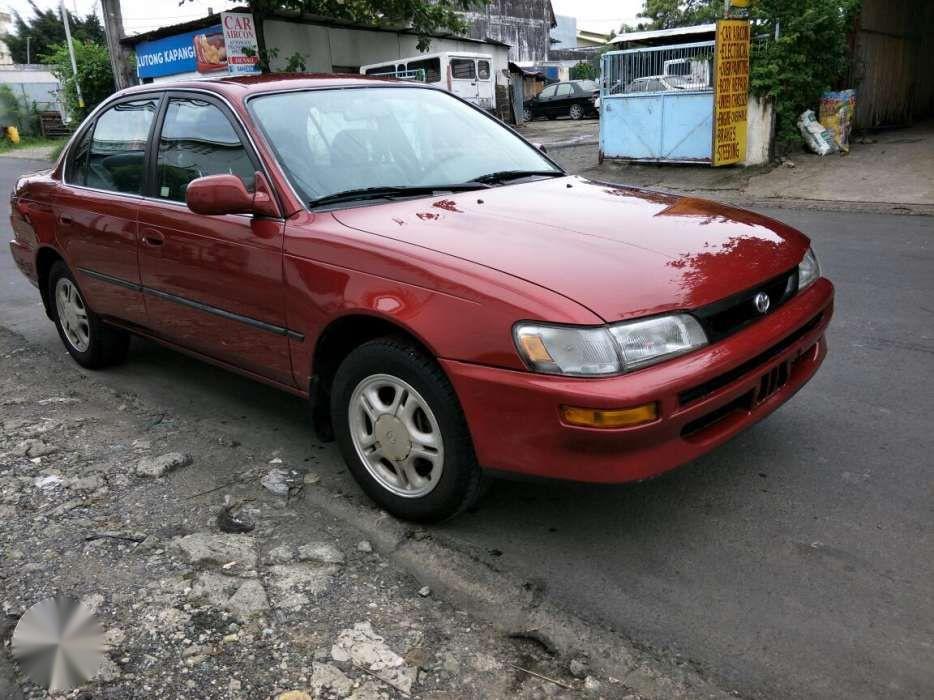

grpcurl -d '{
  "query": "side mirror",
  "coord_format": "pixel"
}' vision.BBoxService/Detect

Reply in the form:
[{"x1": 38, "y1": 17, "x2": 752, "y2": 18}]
[{"x1": 186, "y1": 172, "x2": 280, "y2": 218}]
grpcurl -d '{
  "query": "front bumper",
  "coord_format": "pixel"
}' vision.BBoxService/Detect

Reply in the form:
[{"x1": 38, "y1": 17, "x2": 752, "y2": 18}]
[{"x1": 443, "y1": 278, "x2": 834, "y2": 483}]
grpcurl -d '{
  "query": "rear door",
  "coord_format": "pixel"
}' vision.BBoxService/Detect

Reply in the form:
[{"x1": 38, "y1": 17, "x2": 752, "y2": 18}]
[
  {"x1": 137, "y1": 91, "x2": 294, "y2": 386},
  {"x1": 476, "y1": 59, "x2": 494, "y2": 109},
  {"x1": 54, "y1": 94, "x2": 162, "y2": 327},
  {"x1": 449, "y1": 57, "x2": 480, "y2": 105},
  {"x1": 533, "y1": 84, "x2": 557, "y2": 116}
]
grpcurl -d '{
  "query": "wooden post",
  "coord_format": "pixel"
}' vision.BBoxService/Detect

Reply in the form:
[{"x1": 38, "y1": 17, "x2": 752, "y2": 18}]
[{"x1": 101, "y1": 0, "x2": 135, "y2": 90}]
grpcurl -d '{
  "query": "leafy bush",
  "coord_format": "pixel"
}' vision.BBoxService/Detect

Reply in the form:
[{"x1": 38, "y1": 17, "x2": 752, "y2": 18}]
[
  {"x1": 41, "y1": 40, "x2": 115, "y2": 121},
  {"x1": 749, "y1": 0, "x2": 861, "y2": 149}
]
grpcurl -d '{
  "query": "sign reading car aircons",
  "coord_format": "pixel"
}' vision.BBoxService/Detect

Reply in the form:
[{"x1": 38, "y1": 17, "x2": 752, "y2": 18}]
[
  {"x1": 135, "y1": 12, "x2": 259, "y2": 80},
  {"x1": 712, "y1": 19, "x2": 751, "y2": 166}
]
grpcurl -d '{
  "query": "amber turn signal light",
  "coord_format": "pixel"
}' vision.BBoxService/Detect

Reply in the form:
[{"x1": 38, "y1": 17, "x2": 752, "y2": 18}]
[{"x1": 560, "y1": 403, "x2": 658, "y2": 428}]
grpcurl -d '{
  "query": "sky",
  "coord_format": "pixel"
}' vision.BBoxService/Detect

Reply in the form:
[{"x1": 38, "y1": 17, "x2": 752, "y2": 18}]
[{"x1": 5, "y1": 0, "x2": 645, "y2": 37}]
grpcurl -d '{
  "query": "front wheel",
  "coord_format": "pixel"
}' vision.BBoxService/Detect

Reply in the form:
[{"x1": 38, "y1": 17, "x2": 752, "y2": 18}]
[
  {"x1": 523, "y1": 107, "x2": 533, "y2": 122},
  {"x1": 569, "y1": 103, "x2": 584, "y2": 120},
  {"x1": 48, "y1": 261, "x2": 129, "y2": 369},
  {"x1": 331, "y1": 337, "x2": 483, "y2": 522}
]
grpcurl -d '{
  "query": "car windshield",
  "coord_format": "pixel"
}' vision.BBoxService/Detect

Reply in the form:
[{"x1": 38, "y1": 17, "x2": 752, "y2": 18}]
[{"x1": 248, "y1": 86, "x2": 561, "y2": 204}]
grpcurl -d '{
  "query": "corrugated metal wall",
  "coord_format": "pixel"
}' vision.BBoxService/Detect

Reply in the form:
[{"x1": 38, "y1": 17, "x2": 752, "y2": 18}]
[{"x1": 850, "y1": 0, "x2": 934, "y2": 128}]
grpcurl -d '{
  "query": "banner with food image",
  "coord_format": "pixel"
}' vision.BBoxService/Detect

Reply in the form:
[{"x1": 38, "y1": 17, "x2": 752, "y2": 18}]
[{"x1": 194, "y1": 27, "x2": 227, "y2": 74}]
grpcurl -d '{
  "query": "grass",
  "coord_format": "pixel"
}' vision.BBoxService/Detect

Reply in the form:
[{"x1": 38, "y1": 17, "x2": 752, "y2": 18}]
[{"x1": 0, "y1": 135, "x2": 68, "y2": 159}]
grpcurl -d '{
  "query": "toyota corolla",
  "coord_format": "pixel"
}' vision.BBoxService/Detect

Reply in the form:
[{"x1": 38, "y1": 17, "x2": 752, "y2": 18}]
[{"x1": 9, "y1": 75, "x2": 833, "y2": 522}]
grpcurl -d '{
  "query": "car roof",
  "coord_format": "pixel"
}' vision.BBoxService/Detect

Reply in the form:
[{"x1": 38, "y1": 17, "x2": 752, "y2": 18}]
[{"x1": 120, "y1": 73, "x2": 414, "y2": 101}]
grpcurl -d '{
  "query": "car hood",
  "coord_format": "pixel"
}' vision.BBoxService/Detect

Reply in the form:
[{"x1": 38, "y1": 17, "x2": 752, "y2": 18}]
[{"x1": 331, "y1": 177, "x2": 809, "y2": 322}]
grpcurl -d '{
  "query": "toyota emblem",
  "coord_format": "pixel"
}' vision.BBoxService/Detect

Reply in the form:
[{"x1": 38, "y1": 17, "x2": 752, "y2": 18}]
[{"x1": 753, "y1": 292, "x2": 771, "y2": 314}]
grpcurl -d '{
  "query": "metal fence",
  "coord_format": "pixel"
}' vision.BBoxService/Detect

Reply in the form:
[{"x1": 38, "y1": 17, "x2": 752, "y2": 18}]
[{"x1": 602, "y1": 41, "x2": 715, "y2": 96}]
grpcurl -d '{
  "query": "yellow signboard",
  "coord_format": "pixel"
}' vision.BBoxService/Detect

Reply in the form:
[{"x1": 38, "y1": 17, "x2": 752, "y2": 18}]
[
  {"x1": 713, "y1": 19, "x2": 750, "y2": 166},
  {"x1": 730, "y1": 0, "x2": 750, "y2": 7}
]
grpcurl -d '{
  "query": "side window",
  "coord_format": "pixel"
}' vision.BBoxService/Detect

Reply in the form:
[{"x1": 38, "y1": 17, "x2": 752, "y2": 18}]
[
  {"x1": 407, "y1": 58, "x2": 441, "y2": 83},
  {"x1": 156, "y1": 98, "x2": 255, "y2": 203},
  {"x1": 539, "y1": 85, "x2": 557, "y2": 99},
  {"x1": 451, "y1": 58, "x2": 477, "y2": 80},
  {"x1": 556, "y1": 83, "x2": 573, "y2": 97},
  {"x1": 477, "y1": 60, "x2": 491, "y2": 80},
  {"x1": 67, "y1": 98, "x2": 158, "y2": 194},
  {"x1": 365, "y1": 64, "x2": 393, "y2": 76}
]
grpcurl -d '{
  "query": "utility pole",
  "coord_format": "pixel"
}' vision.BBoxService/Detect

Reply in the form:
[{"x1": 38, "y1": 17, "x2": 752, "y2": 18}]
[
  {"x1": 101, "y1": 0, "x2": 135, "y2": 90},
  {"x1": 26, "y1": 36, "x2": 31, "y2": 64},
  {"x1": 60, "y1": 0, "x2": 84, "y2": 110}
]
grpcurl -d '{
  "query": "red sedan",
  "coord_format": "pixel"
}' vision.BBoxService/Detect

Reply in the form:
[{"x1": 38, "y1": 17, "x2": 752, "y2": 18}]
[{"x1": 9, "y1": 75, "x2": 833, "y2": 522}]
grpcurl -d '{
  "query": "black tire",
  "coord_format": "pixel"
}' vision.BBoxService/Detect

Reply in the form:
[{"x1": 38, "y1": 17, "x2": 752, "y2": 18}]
[
  {"x1": 48, "y1": 261, "x2": 129, "y2": 369},
  {"x1": 330, "y1": 337, "x2": 483, "y2": 523}
]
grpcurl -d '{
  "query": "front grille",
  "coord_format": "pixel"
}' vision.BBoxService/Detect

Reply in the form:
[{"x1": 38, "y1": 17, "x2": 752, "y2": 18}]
[
  {"x1": 693, "y1": 268, "x2": 797, "y2": 343},
  {"x1": 678, "y1": 311, "x2": 824, "y2": 405},
  {"x1": 756, "y1": 362, "x2": 789, "y2": 403},
  {"x1": 681, "y1": 389, "x2": 754, "y2": 437}
]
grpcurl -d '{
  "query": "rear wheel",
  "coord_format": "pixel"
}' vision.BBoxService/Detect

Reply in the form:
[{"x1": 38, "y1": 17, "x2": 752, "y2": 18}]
[
  {"x1": 523, "y1": 107, "x2": 533, "y2": 122},
  {"x1": 48, "y1": 261, "x2": 129, "y2": 369},
  {"x1": 569, "y1": 103, "x2": 584, "y2": 120},
  {"x1": 331, "y1": 337, "x2": 483, "y2": 522}
]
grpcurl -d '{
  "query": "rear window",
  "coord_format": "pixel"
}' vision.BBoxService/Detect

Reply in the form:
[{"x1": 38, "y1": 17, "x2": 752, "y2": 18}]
[
  {"x1": 407, "y1": 57, "x2": 441, "y2": 82},
  {"x1": 576, "y1": 80, "x2": 598, "y2": 92},
  {"x1": 451, "y1": 58, "x2": 476, "y2": 80},
  {"x1": 477, "y1": 60, "x2": 491, "y2": 80},
  {"x1": 67, "y1": 98, "x2": 158, "y2": 194}
]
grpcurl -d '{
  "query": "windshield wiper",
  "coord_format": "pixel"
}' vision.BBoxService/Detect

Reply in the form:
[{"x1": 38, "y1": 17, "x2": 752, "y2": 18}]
[
  {"x1": 467, "y1": 170, "x2": 564, "y2": 185},
  {"x1": 309, "y1": 183, "x2": 489, "y2": 209}
]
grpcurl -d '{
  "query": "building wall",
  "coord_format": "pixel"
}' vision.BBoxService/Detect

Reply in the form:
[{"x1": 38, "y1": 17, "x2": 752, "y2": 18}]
[
  {"x1": 850, "y1": 0, "x2": 934, "y2": 127},
  {"x1": 550, "y1": 15, "x2": 577, "y2": 50},
  {"x1": 460, "y1": 0, "x2": 554, "y2": 63},
  {"x1": 263, "y1": 20, "x2": 511, "y2": 84}
]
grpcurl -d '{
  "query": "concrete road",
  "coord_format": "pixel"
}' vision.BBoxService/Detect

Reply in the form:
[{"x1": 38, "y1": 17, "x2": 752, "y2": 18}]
[{"x1": 2, "y1": 157, "x2": 932, "y2": 698}]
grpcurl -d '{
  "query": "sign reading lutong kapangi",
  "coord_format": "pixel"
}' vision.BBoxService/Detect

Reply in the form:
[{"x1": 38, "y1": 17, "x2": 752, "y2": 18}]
[{"x1": 713, "y1": 19, "x2": 751, "y2": 166}]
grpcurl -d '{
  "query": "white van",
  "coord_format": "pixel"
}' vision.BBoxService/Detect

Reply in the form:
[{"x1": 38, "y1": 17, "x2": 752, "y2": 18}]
[{"x1": 360, "y1": 52, "x2": 496, "y2": 111}]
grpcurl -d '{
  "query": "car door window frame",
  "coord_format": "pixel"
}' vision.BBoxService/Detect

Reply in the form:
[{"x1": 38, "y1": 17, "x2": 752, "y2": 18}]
[
  {"x1": 555, "y1": 83, "x2": 573, "y2": 97},
  {"x1": 144, "y1": 90, "x2": 266, "y2": 208},
  {"x1": 61, "y1": 92, "x2": 164, "y2": 198}
]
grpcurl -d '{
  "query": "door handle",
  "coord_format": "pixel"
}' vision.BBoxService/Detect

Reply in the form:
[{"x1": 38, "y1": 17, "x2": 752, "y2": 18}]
[
  {"x1": 141, "y1": 230, "x2": 165, "y2": 247},
  {"x1": 59, "y1": 214, "x2": 73, "y2": 225}
]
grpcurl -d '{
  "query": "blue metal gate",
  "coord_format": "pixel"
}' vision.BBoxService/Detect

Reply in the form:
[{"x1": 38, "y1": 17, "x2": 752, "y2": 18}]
[{"x1": 600, "y1": 41, "x2": 715, "y2": 163}]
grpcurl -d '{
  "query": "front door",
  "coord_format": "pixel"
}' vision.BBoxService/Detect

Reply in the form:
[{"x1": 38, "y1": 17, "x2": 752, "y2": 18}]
[
  {"x1": 54, "y1": 95, "x2": 161, "y2": 327},
  {"x1": 552, "y1": 83, "x2": 574, "y2": 116},
  {"x1": 137, "y1": 93, "x2": 294, "y2": 386}
]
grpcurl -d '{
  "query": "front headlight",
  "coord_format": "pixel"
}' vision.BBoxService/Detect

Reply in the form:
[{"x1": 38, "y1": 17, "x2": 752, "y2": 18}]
[
  {"x1": 514, "y1": 313, "x2": 708, "y2": 376},
  {"x1": 514, "y1": 323, "x2": 620, "y2": 376},
  {"x1": 608, "y1": 314, "x2": 708, "y2": 370},
  {"x1": 798, "y1": 247, "x2": 821, "y2": 290}
]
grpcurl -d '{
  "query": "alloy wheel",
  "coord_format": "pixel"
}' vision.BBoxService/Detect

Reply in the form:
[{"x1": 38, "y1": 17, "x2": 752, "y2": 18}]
[
  {"x1": 348, "y1": 374, "x2": 445, "y2": 498},
  {"x1": 55, "y1": 278, "x2": 90, "y2": 352},
  {"x1": 570, "y1": 104, "x2": 584, "y2": 120}
]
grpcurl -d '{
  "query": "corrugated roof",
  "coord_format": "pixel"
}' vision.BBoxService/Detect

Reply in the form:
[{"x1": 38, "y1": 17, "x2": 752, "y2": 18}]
[{"x1": 608, "y1": 23, "x2": 716, "y2": 45}]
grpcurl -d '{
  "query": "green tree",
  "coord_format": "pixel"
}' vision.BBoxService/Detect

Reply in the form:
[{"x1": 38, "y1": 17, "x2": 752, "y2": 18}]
[
  {"x1": 570, "y1": 61, "x2": 598, "y2": 80},
  {"x1": 3, "y1": 0, "x2": 105, "y2": 64},
  {"x1": 638, "y1": 0, "x2": 721, "y2": 29},
  {"x1": 41, "y1": 41, "x2": 115, "y2": 120},
  {"x1": 246, "y1": 0, "x2": 489, "y2": 68},
  {"x1": 749, "y1": 0, "x2": 861, "y2": 148}
]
